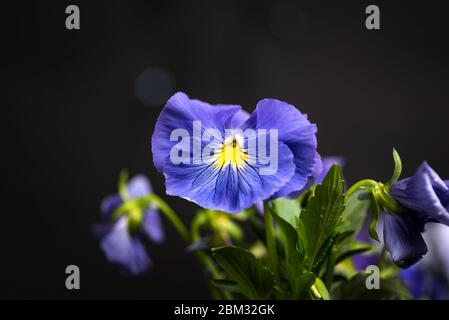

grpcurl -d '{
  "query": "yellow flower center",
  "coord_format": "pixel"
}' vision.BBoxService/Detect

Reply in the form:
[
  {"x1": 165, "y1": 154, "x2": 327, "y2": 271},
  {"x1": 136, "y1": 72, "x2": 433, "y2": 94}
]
[{"x1": 215, "y1": 136, "x2": 248, "y2": 169}]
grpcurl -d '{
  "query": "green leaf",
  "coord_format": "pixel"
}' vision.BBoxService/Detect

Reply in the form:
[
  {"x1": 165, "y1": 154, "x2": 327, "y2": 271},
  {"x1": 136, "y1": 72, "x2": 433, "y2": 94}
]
[
  {"x1": 335, "y1": 244, "x2": 373, "y2": 264},
  {"x1": 272, "y1": 211, "x2": 302, "y2": 267},
  {"x1": 312, "y1": 278, "x2": 330, "y2": 300},
  {"x1": 368, "y1": 190, "x2": 380, "y2": 242},
  {"x1": 272, "y1": 211, "x2": 304, "y2": 292},
  {"x1": 335, "y1": 230, "x2": 355, "y2": 244},
  {"x1": 211, "y1": 279, "x2": 240, "y2": 293},
  {"x1": 298, "y1": 164, "x2": 346, "y2": 269},
  {"x1": 292, "y1": 272, "x2": 316, "y2": 299},
  {"x1": 340, "y1": 189, "x2": 371, "y2": 244},
  {"x1": 272, "y1": 198, "x2": 301, "y2": 229},
  {"x1": 212, "y1": 246, "x2": 274, "y2": 299}
]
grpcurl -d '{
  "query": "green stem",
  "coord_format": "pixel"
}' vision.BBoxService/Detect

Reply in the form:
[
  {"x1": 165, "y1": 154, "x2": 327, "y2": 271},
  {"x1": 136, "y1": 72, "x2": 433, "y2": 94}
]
[
  {"x1": 118, "y1": 170, "x2": 130, "y2": 201},
  {"x1": 142, "y1": 194, "x2": 190, "y2": 243},
  {"x1": 345, "y1": 179, "x2": 378, "y2": 202},
  {"x1": 379, "y1": 246, "x2": 387, "y2": 271},
  {"x1": 264, "y1": 202, "x2": 278, "y2": 277},
  {"x1": 325, "y1": 245, "x2": 337, "y2": 288}
]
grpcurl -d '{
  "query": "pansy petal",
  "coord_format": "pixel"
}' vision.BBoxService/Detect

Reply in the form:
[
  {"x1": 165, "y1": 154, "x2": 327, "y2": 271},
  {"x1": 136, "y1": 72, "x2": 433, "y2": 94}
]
[
  {"x1": 390, "y1": 162, "x2": 449, "y2": 225},
  {"x1": 444, "y1": 181, "x2": 449, "y2": 205},
  {"x1": 383, "y1": 213, "x2": 428, "y2": 268},
  {"x1": 127, "y1": 175, "x2": 153, "y2": 198},
  {"x1": 152, "y1": 92, "x2": 243, "y2": 171},
  {"x1": 163, "y1": 142, "x2": 295, "y2": 213},
  {"x1": 353, "y1": 253, "x2": 380, "y2": 271},
  {"x1": 100, "y1": 194, "x2": 123, "y2": 218},
  {"x1": 241, "y1": 99, "x2": 318, "y2": 198},
  {"x1": 289, "y1": 155, "x2": 345, "y2": 199},
  {"x1": 212, "y1": 146, "x2": 295, "y2": 212},
  {"x1": 228, "y1": 109, "x2": 250, "y2": 128},
  {"x1": 142, "y1": 209, "x2": 164, "y2": 243},
  {"x1": 255, "y1": 201, "x2": 264, "y2": 215},
  {"x1": 400, "y1": 267, "x2": 425, "y2": 299},
  {"x1": 100, "y1": 217, "x2": 151, "y2": 275},
  {"x1": 287, "y1": 152, "x2": 322, "y2": 199},
  {"x1": 91, "y1": 222, "x2": 112, "y2": 239},
  {"x1": 278, "y1": 142, "x2": 320, "y2": 199}
]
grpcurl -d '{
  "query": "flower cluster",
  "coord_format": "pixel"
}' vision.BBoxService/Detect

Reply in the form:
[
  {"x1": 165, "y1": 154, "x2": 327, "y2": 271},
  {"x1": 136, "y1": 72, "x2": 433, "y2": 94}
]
[
  {"x1": 384, "y1": 162, "x2": 449, "y2": 267},
  {"x1": 93, "y1": 92, "x2": 449, "y2": 299}
]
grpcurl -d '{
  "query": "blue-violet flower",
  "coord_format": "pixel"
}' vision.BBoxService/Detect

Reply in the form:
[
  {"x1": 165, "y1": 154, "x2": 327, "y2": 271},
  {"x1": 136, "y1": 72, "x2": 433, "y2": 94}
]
[{"x1": 152, "y1": 92, "x2": 321, "y2": 213}]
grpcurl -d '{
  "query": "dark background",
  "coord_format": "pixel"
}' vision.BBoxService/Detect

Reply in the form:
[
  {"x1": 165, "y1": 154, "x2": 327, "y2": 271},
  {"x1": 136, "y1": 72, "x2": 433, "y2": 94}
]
[{"x1": 2, "y1": 0, "x2": 449, "y2": 299}]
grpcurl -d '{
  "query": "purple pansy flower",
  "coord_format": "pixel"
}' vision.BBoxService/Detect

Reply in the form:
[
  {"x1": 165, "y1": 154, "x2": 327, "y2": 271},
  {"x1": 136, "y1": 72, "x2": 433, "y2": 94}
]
[
  {"x1": 92, "y1": 175, "x2": 164, "y2": 276},
  {"x1": 382, "y1": 162, "x2": 449, "y2": 268},
  {"x1": 152, "y1": 92, "x2": 320, "y2": 213}
]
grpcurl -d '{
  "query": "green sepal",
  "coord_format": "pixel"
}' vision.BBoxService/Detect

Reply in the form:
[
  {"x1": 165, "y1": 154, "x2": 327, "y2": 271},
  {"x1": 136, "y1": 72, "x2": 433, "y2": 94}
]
[
  {"x1": 118, "y1": 169, "x2": 129, "y2": 201},
  {"x1": 368, "y1": 190, "x2": 380, "y2": 242},
  {"x1": 127, "y1": 205, "x2": 143, "y2": 234},
  {"x1": 385, "y1": 148, "x2": 402, "y2": 188}
]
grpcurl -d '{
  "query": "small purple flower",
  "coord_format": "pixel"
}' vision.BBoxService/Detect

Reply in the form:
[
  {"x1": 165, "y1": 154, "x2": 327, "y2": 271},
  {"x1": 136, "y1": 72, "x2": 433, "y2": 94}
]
[
  {"x1": 383, "y1": 162, "x2": 449, "y2": 268},
  {"x1": 92, "y1": 175, "x2": 164, "y2": 276},
  {"x1": 152, "y1": 92, "x2": 320, "y2": 213}
]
